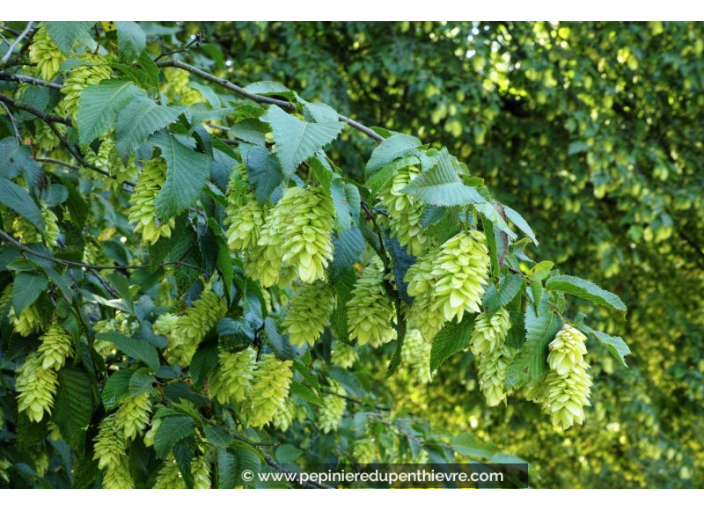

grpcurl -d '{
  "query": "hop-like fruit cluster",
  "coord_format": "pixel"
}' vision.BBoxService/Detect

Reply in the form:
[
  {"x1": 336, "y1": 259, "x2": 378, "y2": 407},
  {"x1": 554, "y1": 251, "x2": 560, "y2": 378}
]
[
  {"x1": 542, "y1": 324, "x2": 593, "y2": 429},
  {"x1": 191, "y1": 456, "x2": 212, "y2": 489},
  {"x1": 209, "y1": 348, "x2": 257, "y2": 404},
  {"x1": 15, "y1": 352, "x2": 59, "y2": 423},
  {"x1": 128, "y1": 158, "x2": 175, "y2": 245},
  {"x1": 247, "y1": 354, "x2": 293, "y2": 428},
  {"x1": 470, "y1": 309, "x2": 511, "y2": 356},
  {"x1": 406, "y1": 231, "x2": 489, "y2": 341},
  {"x1": 115, "y1": 392, "x2": 152, "y2": 440},
  {"x1": 12, "y1": 201, "x2": 59, "y2": 248},
  {"x1": 60, "y1": 55, "x2": 112, "y2": 119},
  {"x1": 282, "y1": 282, "x2": 336, "y2": 347},
  {"x1": 354, "y1": 434, "x2": 379, "y2": 464},
  {"x1": 248, "y1": 186, "x2": 335, "y2": 286},
  {"x1": 470, "y1": 309, "x2": 513, "y2": 407},
  {"x1": 162, "y1": 67, "x2": 204, "y2": 105},
  {"x1": 153, "y1": 458, "x2": 186, "y2": 489},
  {"x1": 272, "y1": 398, "x2": 306, "y2": 432},
  {"x1": 166, "y1": 290, "x2": 227, "y2": 366},
  {"x1": 29, "y1": 25, "x2": 65, "y2": 80},
  {"x1": 93, "y1": 414, "x2": 133, "y2": 489},
  {"x1": 346, "y1": 256, "x2": 396, "y2": 346},
  {"x1": 143, "y1": 417, "x2": 161, "y2": 448},
  {"x1": 224, "y1": 170, "x2": 267, "y2": 252},
  {"x1": 319, "y1": 382, "x2": 346, "y2": 433},
  {"x1": 377, "y1": 166, "x2": 425, "y2": 255},
  {"x1": 9, "y1": 303, "x2": 43, "y2": 337},
  {"x1": 401, "y1": 328, "x2": 433, "y2": 384},
  {"x1": 36, "y1": 324, "x2": 74, "y2": 370},
  {"x1": 33, "y1": 116, "x2": 64, "y2": 152},
  {"x1": 331, "y1": 340, "x2": 358, "y2": 368}
]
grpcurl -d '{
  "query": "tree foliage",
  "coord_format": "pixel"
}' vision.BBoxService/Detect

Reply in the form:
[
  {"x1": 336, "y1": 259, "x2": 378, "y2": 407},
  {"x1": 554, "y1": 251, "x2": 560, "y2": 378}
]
[{"x1": 0, "y1": 20, "x2": 695, "y2": 489}]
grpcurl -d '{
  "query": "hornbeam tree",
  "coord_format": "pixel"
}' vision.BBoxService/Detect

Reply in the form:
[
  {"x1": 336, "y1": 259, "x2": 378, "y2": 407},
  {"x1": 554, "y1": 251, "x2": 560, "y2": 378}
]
[{"x1": 0, "y1": 21, "x2": 630, "y2": 489}]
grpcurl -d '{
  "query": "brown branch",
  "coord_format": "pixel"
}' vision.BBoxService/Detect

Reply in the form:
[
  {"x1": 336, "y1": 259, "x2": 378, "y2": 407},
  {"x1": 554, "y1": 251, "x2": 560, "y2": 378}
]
[
  {"x1": 156, "y1": 59, "x2": 385, "y2": 143},
  {"x1": 0, "y1": 71, "x2": 63, "y2": 90},
  {"x1": 0, "y1": 229, "x2": 199, "y2": 272},
  {"x1": 0, "y1": 92, "x2": 71, "y2": 125}
]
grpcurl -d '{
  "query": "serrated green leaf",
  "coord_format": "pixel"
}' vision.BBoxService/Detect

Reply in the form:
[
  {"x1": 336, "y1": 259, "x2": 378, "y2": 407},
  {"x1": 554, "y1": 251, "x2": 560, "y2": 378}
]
[
  {"x1": 12, "y1": 271, "x2": 48, "y2": 315},
  {"x1": 204, "y1": 425, "x2": 233, "y2": 448},
  {"x1": 152, "y1": 132, "x2": 211, "y2": 221},
  {"x1": 0, "y1": 177, "x2": 44, "y2": 233},
  {"x1": 116, "y1": 97, "x2": 184, "y2": 159},
  {"x1": 53, "y1": 365, "x2": 95, "y2": 450},
  {"x1": 154, "y1": 416, "x2": 195, "y2": 458},
  {"x1": 451, "y1": 432, "x2": 497, "y2": 458},
  {"x1": 290, "y1": 381, "x2": 323, "y2": 405},
  {"x1": 230, "y1": 118, "x2": 268, "y2": 146},
  {"x1": 504, "y1": 205, "x2": 538, "y2": 246},
  {"x1": 0, "y1": 138, "x2": 42, "y2": 182},
  {"x1": 528, "y1": 261, "x2": 554, "y2": 281},
  {"x1": 430, "y1": 314, "x2": 475, "y2": 372},
  {"x1": 102, "y1": 369, "x2": 133, "y2": 410},
  {"x1": 483, "y1": 273, "x2": 522, "y2": 317},
  {"x1": 77, "y1": 80, "x2": 143, "y2": 146},
  {"x1": 580, "y1": 325, "x2": 631, "y2": 367},
  {"x1": 328, "y1": 366, "x2": 365, "y2": 397},
  {"x1": 44, "y1": 21, "x2": 95, "y2": 56},
  {"x1": 309, "y1": 156, "x2": 334, "y2": 192},
  {"x1": 475, "y1": 202, "x2": 516, "y2": 240},
  {"x1": 366, "y1": 134, "x2": 421, "y2": 177},
  {"x1": 128, "y1": 368, "x2": 155, "y2": 396},
  {"x1": 261, "y1": 105, "x2": 344, "y2": 176},
  {"x1": 114, "y1": 21, "x2": 146, "y2": 63},
  {"x1": 531, "y1": 279, "x2": 544, "y2": 312},
  {"x1": 218, "y1": 449, "x2": 238, "y2": 489},
  {"x1": 246, "y1": 145, "x2": 283, "y2": 204},
  {"x1": 190, "y1": 342, "x2": 220, "y2": 389},
  {"x1": 96, "y1": 331, "x2": 160, "y2": 371},
  {"x1": 402, "y1": 150, "x2": 485, "y2": 207},
  {"x1": 546, "y1": 275, "x2": 626, "y2": 315}
]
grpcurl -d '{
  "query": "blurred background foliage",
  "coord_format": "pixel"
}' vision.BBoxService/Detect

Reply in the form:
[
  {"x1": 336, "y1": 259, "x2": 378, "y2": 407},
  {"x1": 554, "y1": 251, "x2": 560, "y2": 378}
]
[{"x1": 164, "y1": 20, "x2": 703, "y2": 488}]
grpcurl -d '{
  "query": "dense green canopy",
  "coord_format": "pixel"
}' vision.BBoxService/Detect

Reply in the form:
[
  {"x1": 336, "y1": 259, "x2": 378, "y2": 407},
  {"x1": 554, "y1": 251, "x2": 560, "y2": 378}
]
[{"x1": 0, "y1": 21, "x2": 701, "y2": 489}]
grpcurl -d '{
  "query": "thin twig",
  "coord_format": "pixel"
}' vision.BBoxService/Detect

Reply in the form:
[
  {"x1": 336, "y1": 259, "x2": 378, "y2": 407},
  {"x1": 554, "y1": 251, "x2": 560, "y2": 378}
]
[
  {"x1": 0, "y1": 101, "x2": 21, "y2": 142},
  {"x1": 0, "y1": 92, "x2": 71, "y2": 125},
  {"x1": 0, "y1": 25, "x2": 22, "y2": 37},
  {"x1": 0, "y1": 71, "x2": 63, "y2": 90},
  {"x1": 263, "y1": 454, "x2": 334, "y2": 489},
  {"x1": 0, "y1": 229, "x2": 199, "y2": 272},
  {"x1": 154, "y1": 32, "x2": 205, "y2": 62},
  {"x1": 1, "y1": 21, "x2": 33, "y2": 64},
  {"x1": 156, "y1": 59, "x2": 385, "y2": 143}
]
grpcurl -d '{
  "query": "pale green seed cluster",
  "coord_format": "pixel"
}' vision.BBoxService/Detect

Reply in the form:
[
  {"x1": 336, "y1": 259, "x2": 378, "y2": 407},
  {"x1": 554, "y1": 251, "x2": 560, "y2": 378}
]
[
  {"x1": 94, "y1": 311, "x2": 138, "y2": 358},
  {"x1": 16, "y1": 324, "x2": 74, "y2": 422},
  {"x1": 33, "y1": 116, "x2": 64, "y2": 152},
  {"x1": 401, "y1": 328, "x2": 433, "y2": 384},
  {"x1": 143, "y1": 417, "x2": 161, "y2": 448},
  {"x1": 406, "y1": 231, "x2": 489, "y2": 341},
  {"x1": 29, "y1": 25, "x2": 65, "y2": 80},
  {"x1": 209, "y1": 347, "x2": 257, "y2": 404},
  {"x1": 162, "y1": 67, "x2": 204, "y2": 105},
  {"x1": 166, "y1": 290, "x2": 227, "y2": 366},
  {"x1": 470, "y1": 309, "x2": 511, "y2": 356},
  {"x1": 15, "y1": 352, "x2": 59, "y2": 423},
  {"x1": 542, "y1": 324, "x2": 593, "y2": 429},
  {"x1": 354, "y1": 435, "x2": 379, "y2": 465},
  {"x1": 282, "y1": 282, "x2": 336, "y2": 347},
  {"x1": 346, "y1": 256, "x2": 396, "y2": 347},
  {"x1": 191, "y1": 456, "x2": 212, "y2": 489},
  {"x1": 115, "y1": 393, "x2": 152, "y2": 440},
  {"x1": 60, "y1": 55, "x2": 112, "y2": 119},
  {"x1": 9, "y1": 302, "x2": 43, "y2": 337},
  {"x1": 128, "y1": 158, "x2": 175, "y2": 245},
  {"x1": 319, "y1": 382, "x2": 346, "y2": 434},
  {"x1": 153, "y1": 457, "x2": 186, "y2": 489},
  {"x1": 247, "y1": 354, "x2": 293, "y2": 428},
  {"x1": 403, "y1": 245, "x2": 444, "y2": 340},
  {"x1": 248, "y1": 186, "x2": 335, "y2": 286},
  {"x1": 377, "y1": 166, "x2": 425, "y2": 256},
  {"x1": 93, "y1": 414, "x2": 133, "y2": 489},
  {"x1": 470, "y1": 309, "x2": 513, "y2": 407},
  {"x1": 225, "y1": 193, "x2": 267, "y2": 252},
  {"x1": 12, "y1": 201, "x2": 59, "y2": 248},
  {"x1": 272, "y1": 398, "x2": 306, "y2": 432},
  {"x1": 330, "y1": 340, "x2": 358, "y2": 368},
  {"x1": 429, "y1": 230, "x2": 489, "y2": 322},
  {"x1": 36, "y1": 324, "x2": 74, "y2": 370}
]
